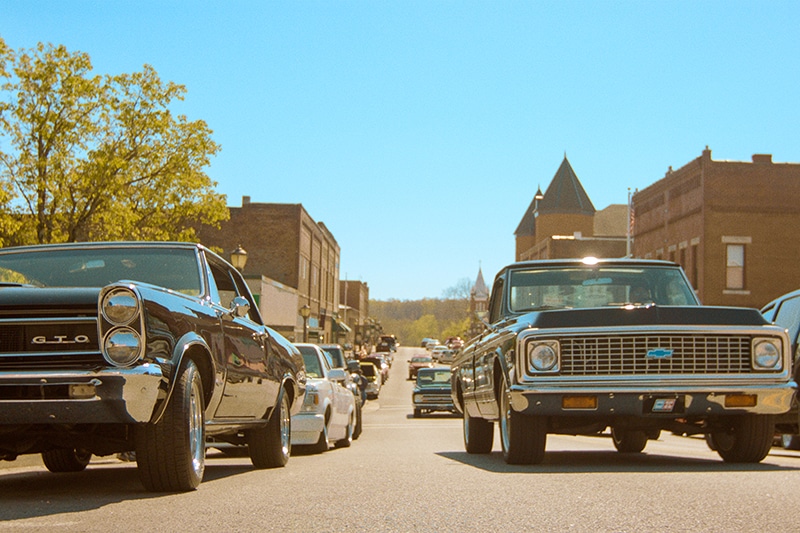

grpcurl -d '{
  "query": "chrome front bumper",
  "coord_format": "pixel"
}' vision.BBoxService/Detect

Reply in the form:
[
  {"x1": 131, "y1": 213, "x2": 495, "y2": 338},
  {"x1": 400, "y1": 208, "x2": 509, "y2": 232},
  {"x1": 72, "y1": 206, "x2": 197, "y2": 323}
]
[
  {"x1": 509, "y1": 382, "x2": 797, "y2": 417},
  {"x1": 0, "y1": 364, "x2": 164, "y2": 424}
]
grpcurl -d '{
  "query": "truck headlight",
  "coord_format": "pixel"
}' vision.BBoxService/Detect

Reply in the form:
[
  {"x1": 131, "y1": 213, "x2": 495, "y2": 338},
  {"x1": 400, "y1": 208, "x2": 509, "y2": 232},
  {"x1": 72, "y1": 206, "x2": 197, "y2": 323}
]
[
  {"x1": 103, "y1": 327, "x2": 143, "y2": 367},
  {"x1": 527, "y1": 341, "x2": 559, "y2": 373},
  {"x1": 752, "y1": 338, "x2": 782, "y2": 370}
]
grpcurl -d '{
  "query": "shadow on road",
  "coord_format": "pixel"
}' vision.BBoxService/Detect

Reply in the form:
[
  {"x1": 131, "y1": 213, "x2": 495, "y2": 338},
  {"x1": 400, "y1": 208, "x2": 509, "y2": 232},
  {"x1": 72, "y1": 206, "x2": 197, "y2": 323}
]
[
  {"x1": 437, "y1": 449, "x2": 800, "y2": 474},
  {"x1": 0, "y1": 453, "x2": 265, "y2": 522}
]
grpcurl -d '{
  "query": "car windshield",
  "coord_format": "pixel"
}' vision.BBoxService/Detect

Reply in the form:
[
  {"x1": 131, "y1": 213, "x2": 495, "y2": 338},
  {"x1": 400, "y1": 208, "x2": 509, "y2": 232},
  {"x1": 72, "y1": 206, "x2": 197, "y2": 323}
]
[
  {"x1": 360, "y1": 364, "x2": 376, "y2": 377},
  {"x1": 508, "y1": 265, "x2": 698, "y2": 312},
  {"x1": 0, "y1": 247, "x2": 203, "y2": 296},
  {"x1": 417, "y1": 369, "x2": 451, "y2": 387},
  {"x1": 322, "y1": 347, "x2": 345, "y2": 368},
  {"x1": 411, "y1": 356, "x2": 432, "y2": 363},
  {"x1": 298, "y1": 348, "x2": 323, "y2": 378}
]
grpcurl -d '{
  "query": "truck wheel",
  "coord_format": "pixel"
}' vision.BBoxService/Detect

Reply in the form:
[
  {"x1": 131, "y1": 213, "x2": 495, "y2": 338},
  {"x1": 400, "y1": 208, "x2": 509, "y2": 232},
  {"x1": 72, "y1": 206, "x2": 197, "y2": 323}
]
[
  {"x1": 711, "y1": 415, "x2": 774, "y2": 463},
  {"x1": 248, "y1": 391, "x2": 291, "y2": 468},
  {"x1": 42, "y1": 448, "x2": 92, "y2": 472},
  {"x1": 611, "y1": 428, "x2": 648, "y2": 453},
  {"x1": 781, "y1": 434, "x2": 800, "y2": 450},
  {"x1": 352, "y1": 401, "x2": 363, "y2": 440},
  {"x1": 135, "y1": 359, "x2": 205, "y2": 492},
  {"x1": 499, "y1": 374, "x2": 546, "y2": 464},
  {"x1": 463, "y1": 411, "x2": 493, "y2": 454}
]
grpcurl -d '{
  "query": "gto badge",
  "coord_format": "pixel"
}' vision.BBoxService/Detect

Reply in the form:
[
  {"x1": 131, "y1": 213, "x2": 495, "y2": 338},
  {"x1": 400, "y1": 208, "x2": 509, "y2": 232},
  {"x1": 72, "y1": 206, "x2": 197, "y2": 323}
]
[
  {"x1": 646, "y1": 348, "x2": 674, "y2": 359},
  {"x1": 32, "y1": 335, "x2": 91, "y2": 345}
]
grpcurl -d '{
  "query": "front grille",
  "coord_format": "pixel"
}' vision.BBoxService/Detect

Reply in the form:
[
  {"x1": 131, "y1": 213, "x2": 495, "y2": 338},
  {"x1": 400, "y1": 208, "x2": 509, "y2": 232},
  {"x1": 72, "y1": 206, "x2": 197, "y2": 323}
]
[
  {"x1": 417, "y1": 394, "x2": 453, "y2": 403},
  {"x1": 559, "y1": 335, "x2": 752, "y2": 376},
  {"x1": 0, "y1": 318, "x2": 103, "y2": 370}
]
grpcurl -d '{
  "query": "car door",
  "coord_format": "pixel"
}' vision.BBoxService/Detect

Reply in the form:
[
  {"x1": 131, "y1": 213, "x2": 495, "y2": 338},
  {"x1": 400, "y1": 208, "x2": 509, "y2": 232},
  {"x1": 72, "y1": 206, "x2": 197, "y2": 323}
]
[{"x1": 206, "y1": 256, "x2": 272, "y2": 419}]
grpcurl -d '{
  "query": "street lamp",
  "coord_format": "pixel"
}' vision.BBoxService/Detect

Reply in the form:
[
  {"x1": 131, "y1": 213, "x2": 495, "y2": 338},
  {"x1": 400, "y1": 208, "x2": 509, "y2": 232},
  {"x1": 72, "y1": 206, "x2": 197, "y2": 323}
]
[
  {"x1": 230, "y1": 244, "x2": 248, "y2": 272},
  {"x1": 299, "y1": 304, "x2": 311, "y2": 342}
]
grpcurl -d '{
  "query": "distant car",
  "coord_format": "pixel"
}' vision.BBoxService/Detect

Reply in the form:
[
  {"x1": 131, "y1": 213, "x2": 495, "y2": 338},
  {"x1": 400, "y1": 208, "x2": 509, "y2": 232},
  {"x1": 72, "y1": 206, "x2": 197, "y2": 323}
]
[
  {"x1": 445, "y1": 336, "x2": 464, "y2": 350},
  {"x1": 420, "y1": 337, "x2": 435, "y2": 348},
  {"x1": 363, "y1": 354, "x2": 390, "y2": 384},
  {"x1": 360, "y1": 361, "x2": 382, "y2": 399},
  {"x1": 0, "y1": 241, "x2": 305, "y2": 492},
  {"x1": 413, "y1": 367, "x2": 457, "y2": 417},
  {"x1": 436, "y1": 348, "x2": 457, "y2": 365},
  {"x1": 408, "y1": 354, "x2": 435, "y2": 380},
  {"x1": 424, "y1": 339, "x2": 441, "y2": 351},
  {"x1": 292, "y1": 344, "x2": 356, "y2": 453},
  {"x1": 430, "y1": 345, "x2": 451, "y2": 362},
  {"x1": 761, "y1": 289, "x2": 800, "y2": 449},
  {"x1": 376, "y1": 335, "x2": 398, "y2": 353}
]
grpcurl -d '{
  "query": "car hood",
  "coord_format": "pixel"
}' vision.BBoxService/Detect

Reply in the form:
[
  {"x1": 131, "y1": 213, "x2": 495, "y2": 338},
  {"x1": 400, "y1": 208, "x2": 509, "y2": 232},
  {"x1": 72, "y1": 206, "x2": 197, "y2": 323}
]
[{"x1": 0, "y1": 286, "x2": 101, "y2": 314}]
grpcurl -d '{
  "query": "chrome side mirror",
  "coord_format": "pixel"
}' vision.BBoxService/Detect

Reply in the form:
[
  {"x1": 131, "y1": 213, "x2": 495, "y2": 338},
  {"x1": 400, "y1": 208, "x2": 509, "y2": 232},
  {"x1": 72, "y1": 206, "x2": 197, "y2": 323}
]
[{"x1": 229, "y1": 296, "x2": 251, "y2": 318}]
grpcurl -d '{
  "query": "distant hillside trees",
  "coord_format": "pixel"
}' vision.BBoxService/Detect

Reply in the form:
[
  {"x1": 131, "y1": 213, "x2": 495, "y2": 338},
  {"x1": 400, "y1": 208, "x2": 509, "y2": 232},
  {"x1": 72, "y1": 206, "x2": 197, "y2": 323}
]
[
  {"x1": 370, "y1": 298, "x2": 472, "y2": 347},
  {"x1": 0, "y1": 38, "x2": 228, "y2": 246}
]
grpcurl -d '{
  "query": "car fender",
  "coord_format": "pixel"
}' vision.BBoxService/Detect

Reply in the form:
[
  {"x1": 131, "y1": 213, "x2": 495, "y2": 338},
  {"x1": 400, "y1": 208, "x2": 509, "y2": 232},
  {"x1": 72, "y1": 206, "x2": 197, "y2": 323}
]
[{"x1": 149, "y1": 331, "x2": 215, "y2": 424}]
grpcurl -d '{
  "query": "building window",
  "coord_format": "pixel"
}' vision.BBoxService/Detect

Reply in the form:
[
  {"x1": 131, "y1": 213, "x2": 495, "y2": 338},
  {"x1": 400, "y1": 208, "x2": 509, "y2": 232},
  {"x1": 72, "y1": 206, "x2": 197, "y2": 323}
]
[{"x1": 726, "y1": 244, "x2": 745, "y2": 290}]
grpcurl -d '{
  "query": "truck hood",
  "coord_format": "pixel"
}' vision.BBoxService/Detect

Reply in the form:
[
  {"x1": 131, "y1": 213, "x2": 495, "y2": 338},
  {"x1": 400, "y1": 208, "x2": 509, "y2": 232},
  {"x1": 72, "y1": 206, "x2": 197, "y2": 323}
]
[{"x1": 516, "y1": 305, "x2": 769, "y2": 330}]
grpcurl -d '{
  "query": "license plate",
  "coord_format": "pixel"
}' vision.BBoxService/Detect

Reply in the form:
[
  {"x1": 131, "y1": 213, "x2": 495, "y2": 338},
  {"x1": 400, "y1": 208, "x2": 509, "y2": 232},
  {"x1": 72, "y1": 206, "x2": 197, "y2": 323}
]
[{"x1": 652, "y1": 398, "x2": 677, "y2": 412}]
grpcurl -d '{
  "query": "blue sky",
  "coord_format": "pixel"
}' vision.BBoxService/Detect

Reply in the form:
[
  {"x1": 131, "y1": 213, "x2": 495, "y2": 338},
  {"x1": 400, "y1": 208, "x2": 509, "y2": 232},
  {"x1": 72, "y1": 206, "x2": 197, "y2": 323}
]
[{"x1": 3, "y1": 2, "x2": 799, "y2": 300}]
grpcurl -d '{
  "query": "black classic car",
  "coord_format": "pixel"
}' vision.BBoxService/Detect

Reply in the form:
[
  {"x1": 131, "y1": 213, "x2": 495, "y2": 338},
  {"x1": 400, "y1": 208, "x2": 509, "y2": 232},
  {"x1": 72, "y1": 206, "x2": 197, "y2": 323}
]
[
  {"x1": 451, "y1": 257, "x2": 796, "y2": 465},
  {"x1": 0, "y1": 242, "x2": 305, "y2": 491},
  {"x1": 761, "y1": 288, "x2": 800, "y2": 449}
]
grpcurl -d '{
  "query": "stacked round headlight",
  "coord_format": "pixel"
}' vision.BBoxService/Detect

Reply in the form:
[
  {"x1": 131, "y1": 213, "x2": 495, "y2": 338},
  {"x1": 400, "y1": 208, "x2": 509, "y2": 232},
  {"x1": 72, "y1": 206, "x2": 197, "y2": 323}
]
[{"x1": 101, "y1": 288, "x2": 143, "y2": 367}]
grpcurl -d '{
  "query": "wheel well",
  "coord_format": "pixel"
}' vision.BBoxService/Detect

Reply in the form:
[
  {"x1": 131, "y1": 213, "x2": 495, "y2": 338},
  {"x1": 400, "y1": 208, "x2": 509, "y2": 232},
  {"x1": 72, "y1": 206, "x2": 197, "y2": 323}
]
[
  {"x1": 494, "y1": 358, "x2": 504, "y2": 401},
  {"x1": 184, "y1": 345, "x2": 214, "y2": 407}
]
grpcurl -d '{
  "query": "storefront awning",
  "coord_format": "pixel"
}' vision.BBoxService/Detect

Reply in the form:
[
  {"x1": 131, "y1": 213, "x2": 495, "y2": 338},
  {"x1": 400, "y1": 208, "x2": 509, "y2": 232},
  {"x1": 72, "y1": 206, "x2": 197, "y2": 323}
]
[{"x1": 332, "y1": 317, "x2": 352, "y2": 333}]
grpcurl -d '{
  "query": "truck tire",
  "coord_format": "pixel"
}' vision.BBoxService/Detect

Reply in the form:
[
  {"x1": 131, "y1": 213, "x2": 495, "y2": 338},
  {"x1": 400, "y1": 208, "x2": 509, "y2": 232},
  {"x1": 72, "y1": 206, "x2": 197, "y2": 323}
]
[
  {"x1": 711, "y1": 415, "x2": 774, "y2": 463},
  {"x1": 499, "y1": 374, "x2": 546, "y2": 464},
  {"x1": 611, "y1": 428, "x2": 648, "y2": 453},
  {"x1": 42, "y1": 448, "x2": 92, "y2": 473},
  {"x1": 463, "y1": 411, "x2": 493, "y2": 454}
]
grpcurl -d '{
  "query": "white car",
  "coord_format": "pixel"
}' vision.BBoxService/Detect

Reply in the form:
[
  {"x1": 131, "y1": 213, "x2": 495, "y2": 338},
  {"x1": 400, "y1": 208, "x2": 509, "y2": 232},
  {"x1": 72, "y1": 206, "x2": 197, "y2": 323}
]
[
  {"x1": 430, "y1": 345, "x2": 452, "y2": 362},
  {"x1": 292, "y1": 344, "x2": 357, "y2": 453}
]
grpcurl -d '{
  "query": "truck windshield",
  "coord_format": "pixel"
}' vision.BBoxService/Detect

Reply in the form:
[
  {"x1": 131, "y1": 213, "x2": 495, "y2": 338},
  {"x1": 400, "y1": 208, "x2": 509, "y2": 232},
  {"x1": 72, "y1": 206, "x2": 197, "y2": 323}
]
[{"x1": 508, "y1": 266, "x2": 697, "y2": 312}]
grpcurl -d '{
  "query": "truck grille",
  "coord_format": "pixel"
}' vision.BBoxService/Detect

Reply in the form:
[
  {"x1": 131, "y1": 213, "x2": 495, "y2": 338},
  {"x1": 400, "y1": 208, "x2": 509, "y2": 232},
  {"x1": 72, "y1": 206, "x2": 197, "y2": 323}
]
[
  {"x1": 560, "y1": 335, "x2": 752, "y2": 376},
  {"x1": 416, "y1": 394, "x2": 453, "y2": 404},
  {"x1": 0, "y1": 319, "x2": 103, "y2": 370}
]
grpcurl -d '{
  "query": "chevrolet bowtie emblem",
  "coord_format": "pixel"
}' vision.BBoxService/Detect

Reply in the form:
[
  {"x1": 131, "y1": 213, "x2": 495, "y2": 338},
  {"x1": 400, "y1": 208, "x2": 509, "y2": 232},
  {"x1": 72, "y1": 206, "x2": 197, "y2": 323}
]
[{"x1": 646, "y1": 348, "x2": 674, "y2": 359}]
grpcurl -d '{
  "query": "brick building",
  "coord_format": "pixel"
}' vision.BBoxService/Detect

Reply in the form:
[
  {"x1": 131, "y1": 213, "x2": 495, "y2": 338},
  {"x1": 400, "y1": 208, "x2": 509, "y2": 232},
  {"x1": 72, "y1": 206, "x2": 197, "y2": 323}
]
[
  {"x1": 197, "y1": 197, "x2": 341, "y2": 343},
  {"x1": 516, "y1": 156, "x2": 628, "y2": 261},
  {"x1": 340, "y1": 279, "x2": 369, "y2": 349},
  {"x1": 632, "y1": 147, "x2": 800, "y2": 308}
]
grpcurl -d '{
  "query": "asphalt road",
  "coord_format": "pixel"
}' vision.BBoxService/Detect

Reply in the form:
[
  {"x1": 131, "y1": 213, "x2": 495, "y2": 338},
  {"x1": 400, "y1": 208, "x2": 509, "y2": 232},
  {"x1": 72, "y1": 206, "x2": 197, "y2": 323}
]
[{"x1": 2, "y1": 346, "x2": 800, "y2": 532}]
